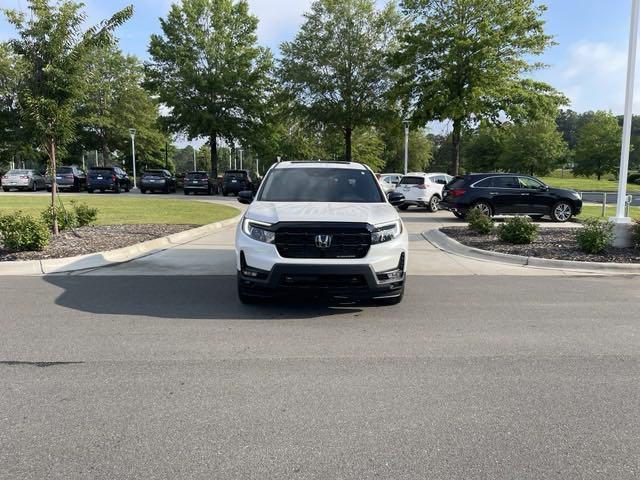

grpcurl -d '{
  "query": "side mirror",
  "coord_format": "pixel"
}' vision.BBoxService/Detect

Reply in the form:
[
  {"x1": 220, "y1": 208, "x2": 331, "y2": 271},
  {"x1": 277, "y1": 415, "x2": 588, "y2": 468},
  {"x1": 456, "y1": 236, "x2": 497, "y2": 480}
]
[
  {"x1": 539, "y1": 185, "x2": 549, "y2": 191},
  {"x1": 388, "y1": 192, "x2": 405, "y2": 207},
  {"x1": 238, "y1": 190, "x2": 254, "y2": 204}
]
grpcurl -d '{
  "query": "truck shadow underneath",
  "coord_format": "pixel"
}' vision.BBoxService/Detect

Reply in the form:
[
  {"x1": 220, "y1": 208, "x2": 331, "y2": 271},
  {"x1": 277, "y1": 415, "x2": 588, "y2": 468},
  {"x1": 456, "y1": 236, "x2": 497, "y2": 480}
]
[{"x1": 43, "y1": 274, "x2": 365, "y2": 320}]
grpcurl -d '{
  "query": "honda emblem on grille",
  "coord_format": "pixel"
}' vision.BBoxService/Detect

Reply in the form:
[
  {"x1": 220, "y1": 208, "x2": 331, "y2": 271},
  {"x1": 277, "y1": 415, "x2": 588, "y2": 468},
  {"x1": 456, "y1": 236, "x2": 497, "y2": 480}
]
[{"x1": 315, "y1": 234, "x2": 332, "y2": 249}]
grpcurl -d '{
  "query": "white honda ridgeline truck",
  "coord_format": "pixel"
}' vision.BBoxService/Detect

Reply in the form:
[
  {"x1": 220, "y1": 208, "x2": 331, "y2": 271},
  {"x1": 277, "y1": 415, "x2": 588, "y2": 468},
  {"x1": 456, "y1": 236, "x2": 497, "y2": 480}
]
[{"x1": 235, "y1": 161, "x2": 409, "y2": 304}]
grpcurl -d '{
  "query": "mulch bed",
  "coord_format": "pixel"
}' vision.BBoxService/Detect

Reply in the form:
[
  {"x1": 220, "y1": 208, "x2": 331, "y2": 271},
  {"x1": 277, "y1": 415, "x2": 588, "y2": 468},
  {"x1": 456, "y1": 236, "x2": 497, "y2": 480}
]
[
  {"x1": 0, "y1": 224, "x2": 197, "y2": 262},
  {"x1": 441, "y1": 226, "x2": 640, "y2": 264}
]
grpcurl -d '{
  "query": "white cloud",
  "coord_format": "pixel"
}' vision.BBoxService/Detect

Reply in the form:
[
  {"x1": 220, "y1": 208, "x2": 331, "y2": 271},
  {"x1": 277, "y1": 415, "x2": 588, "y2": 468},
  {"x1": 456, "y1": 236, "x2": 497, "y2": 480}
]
[{"x1": 552, "y1": 41, "x2": 631, "y2": 113}]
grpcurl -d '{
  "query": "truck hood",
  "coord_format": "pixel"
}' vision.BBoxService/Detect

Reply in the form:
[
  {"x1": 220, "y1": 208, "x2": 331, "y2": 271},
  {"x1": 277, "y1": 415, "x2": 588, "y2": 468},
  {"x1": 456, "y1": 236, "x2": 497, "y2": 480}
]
[{"x1": 245, "y1": 202, "x2": 400, "y2": 226}]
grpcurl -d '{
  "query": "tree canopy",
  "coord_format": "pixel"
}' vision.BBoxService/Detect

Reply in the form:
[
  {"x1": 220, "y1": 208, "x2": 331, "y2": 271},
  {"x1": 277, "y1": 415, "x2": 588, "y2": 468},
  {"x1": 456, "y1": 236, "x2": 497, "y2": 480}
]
[
  {"x1": 574, "y1": 111, "x2": 622, "y2": 180},
  {"x1": 146, "y1": 0, "x2": 273, "y2": 178},
  {"x1": 280, "y1": 0, "x2": 402, "y2": 162},
  {"x1": 396, "y1": 0, "x2": 567, "y2": 175}
]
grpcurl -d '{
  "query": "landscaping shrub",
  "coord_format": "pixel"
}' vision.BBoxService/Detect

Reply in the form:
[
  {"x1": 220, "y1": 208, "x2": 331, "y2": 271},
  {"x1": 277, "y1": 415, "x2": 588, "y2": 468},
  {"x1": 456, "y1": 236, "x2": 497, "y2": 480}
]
[
  {"x1": 628, "y1": 173, "x2": 640, "y2": 185},
  {"x1": 632, "y1": 219, "x2": 640, "y2": 249},
  {"x1": 70, "y1": 201, "x2": 99, "y2": 227},
  {"x1": 41, "y1": 205, "x2": 77, "y2": 231},
  {"x1": 466, "y1": 207, "x2": 494, "y2": 234},
  {"x1": 497, "y1": 216, "x2": 539, "y2": 244},
  {"x1": 0, "y1": 212, "x2": 51, "y2": 252},
  {"x1": 575, "y1": 218, "x2": 614, "y2": 254}
]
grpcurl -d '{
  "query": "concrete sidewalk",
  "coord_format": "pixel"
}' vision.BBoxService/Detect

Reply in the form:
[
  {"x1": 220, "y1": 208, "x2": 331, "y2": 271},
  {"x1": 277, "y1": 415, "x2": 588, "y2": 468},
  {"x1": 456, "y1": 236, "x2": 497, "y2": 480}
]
[{"x1": 73, "y1": 209, "x2": 596, "y2": 277}]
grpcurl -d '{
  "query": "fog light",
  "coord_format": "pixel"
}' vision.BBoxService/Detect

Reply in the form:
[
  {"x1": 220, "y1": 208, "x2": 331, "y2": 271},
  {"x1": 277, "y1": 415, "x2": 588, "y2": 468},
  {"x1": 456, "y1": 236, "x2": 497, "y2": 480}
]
[
  {"x1": 242, "y1": 270, "x2": 258, "y2": 278},
  {"x1": 377, "y1": 269, "x2": 403, "y2": 281}
]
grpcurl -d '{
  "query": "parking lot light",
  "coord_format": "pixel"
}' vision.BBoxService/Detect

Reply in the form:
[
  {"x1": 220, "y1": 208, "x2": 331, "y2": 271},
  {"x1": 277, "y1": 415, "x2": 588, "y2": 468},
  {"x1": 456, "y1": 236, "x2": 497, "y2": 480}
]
[
  {"x1": 403, "y1": 120, "x2": 410, "y2": 175},
  {"x1": 611, "y1": 0, "x2": 639, "y2": 247},
  {"x1": 129, "y1": 128, "x2": 137, "y2": 190}
]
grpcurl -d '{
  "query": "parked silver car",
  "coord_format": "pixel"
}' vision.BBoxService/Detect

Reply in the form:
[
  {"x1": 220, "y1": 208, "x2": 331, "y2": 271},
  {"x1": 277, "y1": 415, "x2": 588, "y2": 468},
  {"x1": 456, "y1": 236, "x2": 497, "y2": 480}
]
[{"x1": 1, "y1": 169, "x2": 47, "y2": 192}]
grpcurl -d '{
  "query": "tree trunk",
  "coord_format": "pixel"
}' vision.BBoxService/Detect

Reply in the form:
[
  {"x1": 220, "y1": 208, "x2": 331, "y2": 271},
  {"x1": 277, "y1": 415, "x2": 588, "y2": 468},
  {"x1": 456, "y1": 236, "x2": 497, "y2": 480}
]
[
  {"x1": 451, "y1": 119, "x2": 462, "y2": 176},
  {"x1": 49, "y1": 138, "x2": 59, "y2": 235},
  {"x1": 211, "y1": 132, "x2": 218, "y2": 179},
  {"x1": 344, "y1": 127, "x2": 352, "y2": 162}
]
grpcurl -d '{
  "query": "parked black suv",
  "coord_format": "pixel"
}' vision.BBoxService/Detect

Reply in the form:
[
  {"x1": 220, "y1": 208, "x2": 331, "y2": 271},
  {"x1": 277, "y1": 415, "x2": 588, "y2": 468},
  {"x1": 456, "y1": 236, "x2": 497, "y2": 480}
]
[
  {"x1": 140, "y1": 169, "x2": 177, "y2": 194},
  {"x1": 87, "y1": 166, "x2": 131, "y2": 193},
  {"x1": 183, "y1": 171, "x2": 216, "y2": 195},
  {"x1": 46, "y1": 165, "x2": 86, "y2": 192},
  {"x1": 440, "y1": 173, "x2": 582, "y2": 222},
  {"x1": 222, "y1": 169, "x2": 253, "y2": 196}
]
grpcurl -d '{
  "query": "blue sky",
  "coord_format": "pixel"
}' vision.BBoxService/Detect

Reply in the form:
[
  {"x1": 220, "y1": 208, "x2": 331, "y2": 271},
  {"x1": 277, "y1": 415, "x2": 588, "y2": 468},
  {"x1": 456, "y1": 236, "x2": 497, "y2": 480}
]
[{"x1": 0, "y1": 0, "x2": 637, "y2": 132}]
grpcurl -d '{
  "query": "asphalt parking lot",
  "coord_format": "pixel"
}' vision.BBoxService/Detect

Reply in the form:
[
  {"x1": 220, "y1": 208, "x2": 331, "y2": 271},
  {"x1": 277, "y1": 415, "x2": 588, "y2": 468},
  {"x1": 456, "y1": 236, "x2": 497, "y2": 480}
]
[{"x1": 1, "y1": 192, "x2": 639, "y2": 479}]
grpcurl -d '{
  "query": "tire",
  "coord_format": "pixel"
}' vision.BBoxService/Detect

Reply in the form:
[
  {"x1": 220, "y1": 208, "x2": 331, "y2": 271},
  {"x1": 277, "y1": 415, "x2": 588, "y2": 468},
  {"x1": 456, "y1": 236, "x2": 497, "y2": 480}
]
[
  {"x1": 46, "y1": 187, "x2": 52, "y2": 193},
  {"x1": 114, "y1": 183, "x2": 121, "y2": 194},
  {"x1": 125, "y1": 184, "x2": 130, "y2": 193},
  {"x1": 398, "y1": 204, "x2": 409, "y2": 211},
  {"x1": 237, "y1": 278, "x2": 265, "y2": 305},
  {"x1": 2, "y1": 187, "x2": 8, "y2": 192},
  {"x1": 184, "y1": 189, "x2": 190, "y2": 195},
  {"x1": 427, "y1": 195, "x2": 441, "y2": 213},
  {"x1": 140, "y1": 188, "x2": 146, "y2": 194},
  {"x1": 453, "y1": 211, "x2": 465, "y2": 220},
  {"x1": 32, "y1": 182, "x2": 37, "y2": 192},
  {"x1": 375, "y1": 290, "x2": 404, "y2": 306},
  {"x1": 163, "y1": 186, "x2": 170, "y2": 194},
  {"x1": 87, "y1": 188, "x2": 94, "y2": 194},
  {"x1": 222, "y1": 190, "x2": 228, "y2": 197},
  {"x1": 550, "y1": 201, "x2": 573, "y2": 223},
  {"x1": 472, "y1": 201, "x2": 493, "y2": 217},
  {"x1": 207, "y1": 186, "x2": 213, "y2": 195}
]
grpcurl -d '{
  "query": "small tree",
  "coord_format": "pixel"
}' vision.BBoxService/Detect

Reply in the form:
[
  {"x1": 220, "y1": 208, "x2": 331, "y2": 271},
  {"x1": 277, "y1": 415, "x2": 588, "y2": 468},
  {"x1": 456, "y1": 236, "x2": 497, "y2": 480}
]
[
  {"x1": 4, "y1": 0, "x2": 132, "y2": 234},
  {"x1": 280, "y1": 0, "x2": 402, "y2": 162},
  {"x1": 574, "y1": 111, "x2": 622, "y2": 180}
]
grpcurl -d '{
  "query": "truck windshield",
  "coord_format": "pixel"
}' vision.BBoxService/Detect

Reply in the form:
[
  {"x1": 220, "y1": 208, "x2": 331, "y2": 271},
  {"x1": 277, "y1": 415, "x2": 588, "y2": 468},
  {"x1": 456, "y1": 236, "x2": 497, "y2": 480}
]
[{"x1": 258, "y1": 167, "x2": 384, "y2": 203}]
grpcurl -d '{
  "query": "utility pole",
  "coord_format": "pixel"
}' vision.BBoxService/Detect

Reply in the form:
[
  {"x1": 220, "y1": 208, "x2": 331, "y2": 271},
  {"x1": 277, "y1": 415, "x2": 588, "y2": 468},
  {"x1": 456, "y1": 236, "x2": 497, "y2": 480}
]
[
  {"x1": 239, "y1": 149, "x2": 243, "y2": 170},
  {"x1": 403, "y1": 120, "x2": 410, "y2": 175},
  {"x1": 193, "y1": 147, "x2": 197, "y2": 171},
  {"x1": 612, "y1": 0, "x2": 640, "y2": 247},
  {"x1": 165, "y1": 141, "x2": 168, "y2": 169},
  {"x1": 129, "y1": 129, "x2": 137, "y2": 190}
]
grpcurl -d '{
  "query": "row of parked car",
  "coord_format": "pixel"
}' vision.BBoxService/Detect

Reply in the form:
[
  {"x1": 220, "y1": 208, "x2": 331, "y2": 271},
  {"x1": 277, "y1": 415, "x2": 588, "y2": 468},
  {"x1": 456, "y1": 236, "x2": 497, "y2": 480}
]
[
  {"x1": 378, "y1": 172, "x2": 583, "y2": 222},
  {"x1": 1, "y1": 166, "x2": 258, "y2": 196}
]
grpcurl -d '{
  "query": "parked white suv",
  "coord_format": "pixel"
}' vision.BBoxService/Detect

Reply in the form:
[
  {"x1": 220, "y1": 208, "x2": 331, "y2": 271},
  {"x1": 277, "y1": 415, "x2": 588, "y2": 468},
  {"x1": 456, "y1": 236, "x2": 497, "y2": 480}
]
[
  {"x1": 235, "y1": 161, "x2": 409, "y2": 304},
  {"x1": 394, "y1": 172, "x2": 453, "y2": 212},
  {"x1": 378, "y1": 173, "x2": 403, "y2": 195}
]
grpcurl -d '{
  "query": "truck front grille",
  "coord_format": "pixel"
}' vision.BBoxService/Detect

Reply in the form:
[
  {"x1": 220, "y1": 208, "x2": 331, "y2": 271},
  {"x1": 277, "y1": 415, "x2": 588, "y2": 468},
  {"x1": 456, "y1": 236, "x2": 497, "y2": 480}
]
[{"x1": 275, "y1": 224, "x2": 371, "y2": 259}]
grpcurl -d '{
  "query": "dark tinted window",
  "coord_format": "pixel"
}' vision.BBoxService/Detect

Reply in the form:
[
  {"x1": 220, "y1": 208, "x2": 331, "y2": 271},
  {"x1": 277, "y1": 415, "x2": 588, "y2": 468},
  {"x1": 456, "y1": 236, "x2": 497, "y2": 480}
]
[
  {"x1": 519, "y1": 177, "x2": 544, "y2": 189},
  {"x1": 447, "y1": 176, "x2": 466, "y2": 189},
  {"x1": 224, "y1": 171, "x2": 247, "y2": 180},
  {"x1": 259, "y1": 167, "x2": 384, "y2": 203},
  {"x1": 186, "y1": 172, "x2": 208, "y2": 179},
  {"x1": 57, "y1": 167, "x2": 74, "y2": 174},
  {"x1": 399, "y1": 176, "x2": 425, "y2": 186},
  {"x1": 492, "y1": 176, "x2": 520, "y2": 188},
  {"x1": 89, "y1": 168, "x2": 113, "y2": 174}
]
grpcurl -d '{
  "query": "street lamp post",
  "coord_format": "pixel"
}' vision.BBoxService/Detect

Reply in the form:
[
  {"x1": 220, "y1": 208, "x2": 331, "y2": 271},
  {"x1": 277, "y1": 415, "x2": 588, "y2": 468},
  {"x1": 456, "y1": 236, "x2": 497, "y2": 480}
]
[
  {"x1": 193, "y1": 147, "x2": 197, "y2": 171},
  {"x1": 403, "y1": 120, "x2": 410, "y2": 175},
  {"x1": 239, "y1": 149, "x2": 243, "y2": 170},
  {"x1": 612, "y1": 0, "x2": 640, "y2": 247},
  {"x1": 129, "y1": 128, "x2": 137, "y2": 190}
]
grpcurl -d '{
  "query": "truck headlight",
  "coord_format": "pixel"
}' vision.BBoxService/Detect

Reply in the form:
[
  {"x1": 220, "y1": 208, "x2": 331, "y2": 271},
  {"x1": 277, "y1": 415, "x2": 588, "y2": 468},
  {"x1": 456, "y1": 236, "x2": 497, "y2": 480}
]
[
  {"x1": 242, "y1": 218, "x2": 275, "y2": 244},
  {"x1": 371, "y1": 220, "x2": 402, "y2": 244}
]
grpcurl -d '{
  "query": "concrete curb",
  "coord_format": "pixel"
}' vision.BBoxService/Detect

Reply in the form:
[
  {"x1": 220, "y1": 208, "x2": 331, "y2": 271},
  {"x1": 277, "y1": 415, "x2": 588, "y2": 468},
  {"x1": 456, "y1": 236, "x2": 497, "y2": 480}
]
[
  {"x1": 0, "y1": 214, "x2": 242, "y2": 276},
  {"x1": 423, "y1": 229, "x2": 640, "y2": 274}
]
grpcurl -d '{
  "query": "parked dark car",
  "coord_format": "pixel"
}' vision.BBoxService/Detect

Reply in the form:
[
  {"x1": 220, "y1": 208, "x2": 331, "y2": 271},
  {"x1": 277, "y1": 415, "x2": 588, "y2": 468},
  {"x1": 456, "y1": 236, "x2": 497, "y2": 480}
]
[
  {"x1": 222, "y1": 169, "x2": 254, "y2": 196},
  {"x1": 140, "y1": 169, "x2": 176, "y2": 194},
  {"x1": 46, "y1": 165, "x2": 86, "y2": 192},
  {"x1": 440, "y1": 173, "x2": 583, "y2": 222},
  {"x1": 183, "y1": 171, "x2": 216, "y2": 195},
  {"x1": 87, "y1": 166, "x2": 131, "y2": 193}
]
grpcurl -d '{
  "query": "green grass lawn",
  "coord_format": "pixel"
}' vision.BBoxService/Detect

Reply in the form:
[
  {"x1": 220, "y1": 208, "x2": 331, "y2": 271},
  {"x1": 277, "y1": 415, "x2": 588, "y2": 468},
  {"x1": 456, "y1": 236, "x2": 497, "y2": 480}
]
[
  {"x1": 0, "y1": 195, "x2": 240, "y2": 225},
  {"x1": 578, "y1": 205, "x2": 640, "y2": 221},
  {"x1": 540, "y1": 175, "x2": 640, "y2": 193}
]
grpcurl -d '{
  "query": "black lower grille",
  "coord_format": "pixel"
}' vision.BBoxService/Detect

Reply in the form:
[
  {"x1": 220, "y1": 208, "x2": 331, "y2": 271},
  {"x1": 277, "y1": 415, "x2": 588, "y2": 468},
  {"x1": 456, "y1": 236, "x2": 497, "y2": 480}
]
[
  {"x1": 275, "y1": 224, "x2": 371, "y2": 259},
  {"x1": 279, "y1": 274, "x2": 367, "y2": 289}
]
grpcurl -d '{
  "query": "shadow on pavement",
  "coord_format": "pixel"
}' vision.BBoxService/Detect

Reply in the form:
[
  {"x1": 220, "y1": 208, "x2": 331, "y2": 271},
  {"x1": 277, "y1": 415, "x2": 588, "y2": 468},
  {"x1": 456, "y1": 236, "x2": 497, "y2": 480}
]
[{"x1": 43, "y1": 275, "x2": 363, "y2": 320}]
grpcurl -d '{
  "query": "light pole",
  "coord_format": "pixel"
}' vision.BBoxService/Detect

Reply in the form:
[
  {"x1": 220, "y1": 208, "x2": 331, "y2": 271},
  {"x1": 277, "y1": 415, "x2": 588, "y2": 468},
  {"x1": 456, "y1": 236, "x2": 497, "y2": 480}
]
[
  {"x1": 612, "y1": 0, "x2": 640, "y2": 247},
  {"x1": 239, "y1": 149, "x2": 243, "y2": 170},
  {"x1": 129, "y1": 128, "x2": 137, "y2": 190},
  {"x1": 256, "y1": 157, "x2": 260, "y2": 178},
  {"x1": 403, "y1": 120, "x2": 410, "y2": 175},
  {"x1": 193, "y1": 147, "x2": 197, "y2": 171}
]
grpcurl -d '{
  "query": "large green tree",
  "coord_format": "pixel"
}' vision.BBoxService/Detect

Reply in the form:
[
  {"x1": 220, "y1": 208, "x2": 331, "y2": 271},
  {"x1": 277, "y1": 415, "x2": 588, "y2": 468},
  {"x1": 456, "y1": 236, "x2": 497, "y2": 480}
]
[
  {"x1": 396, "y1": 0, "x2": 567, "y2": 175},
  {"x1": 463, "y1": 123, "x2": 504, "y2": 173},
  {"x1": 146, "y1": 0, "x2": 273, "y2": 179},
  {"x1": 574, "y1": 111, "x2": 622, "y2": 181},
  {"x1": 4, "y1": 0, "x2": 132, "y2": 233},
  {"x1": 280, "y1": 0, "x2": 401, "y2": 162},
  {"x1": 498, "y1": 119, "x2": 567, "y2": 176}
]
